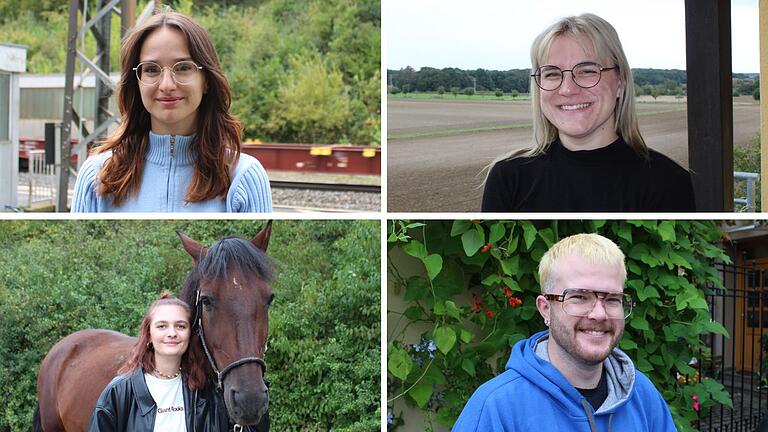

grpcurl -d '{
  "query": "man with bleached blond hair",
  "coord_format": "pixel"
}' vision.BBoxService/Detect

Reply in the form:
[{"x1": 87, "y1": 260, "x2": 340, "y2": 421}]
[{"x1": 453, "y1": 233, "x2": 675, "y2": 432}]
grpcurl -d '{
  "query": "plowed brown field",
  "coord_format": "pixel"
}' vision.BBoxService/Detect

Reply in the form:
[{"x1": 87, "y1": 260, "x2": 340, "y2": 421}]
[{"x1": 387, "y1": 97, "x2": 760, "y2": 212}]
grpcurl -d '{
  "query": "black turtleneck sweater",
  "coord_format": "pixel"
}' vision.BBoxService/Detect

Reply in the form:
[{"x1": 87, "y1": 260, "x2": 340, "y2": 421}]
[{"x1": 481, "y1": 138, "x2": 696, "y2": 212}]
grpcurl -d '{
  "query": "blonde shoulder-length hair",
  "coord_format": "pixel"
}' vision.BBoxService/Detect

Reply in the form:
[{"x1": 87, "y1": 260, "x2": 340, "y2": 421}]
[{"x1": 497, "y1": 13, "x2": 648, "y2": 164}]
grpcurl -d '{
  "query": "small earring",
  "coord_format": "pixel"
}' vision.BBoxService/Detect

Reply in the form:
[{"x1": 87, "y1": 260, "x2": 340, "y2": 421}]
[
  {"x1": 147, "y1": 342, "x2": 153, "y2": 350},
  {"x1": 544, "y1": 319, "x2": 550, "y2": 326}
]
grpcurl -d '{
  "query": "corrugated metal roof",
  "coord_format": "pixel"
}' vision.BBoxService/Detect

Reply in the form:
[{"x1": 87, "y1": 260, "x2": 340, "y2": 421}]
[{"x1": 19, "y1": 73, "x2": 121, "y2": 89}]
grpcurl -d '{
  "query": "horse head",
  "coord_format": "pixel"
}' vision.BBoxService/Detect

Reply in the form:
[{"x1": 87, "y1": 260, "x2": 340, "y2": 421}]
[{"x1": 177, "y1": 221, "x2": 274, "y2": 426}]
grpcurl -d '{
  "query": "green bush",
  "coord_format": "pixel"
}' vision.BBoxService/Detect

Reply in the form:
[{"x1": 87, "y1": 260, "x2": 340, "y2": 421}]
[
  {"x1": 265, "y1": 55, "x2": 354, "y2": 144},
  {"x1": 0, "y1": 220, "x2": 379, "y2": 432},
  {"x1": 387, "y1": 220, "x2": 732, "y2": 432},
  {"x1": 734, "y1": 133, "x2": 761, "y2": 211},
  {"x1": 269, "y1": 221, "x2": 380, "y2": 430}
]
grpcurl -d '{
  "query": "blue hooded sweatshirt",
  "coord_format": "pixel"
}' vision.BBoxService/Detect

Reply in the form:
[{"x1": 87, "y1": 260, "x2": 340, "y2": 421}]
[{"x1": 452, "y1": 330, "x2": 676, "y2": 432}]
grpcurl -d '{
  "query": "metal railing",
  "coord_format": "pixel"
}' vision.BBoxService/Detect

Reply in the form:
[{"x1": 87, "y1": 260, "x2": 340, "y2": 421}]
[
  {"x1": 734, "y1": 171, "x2": 759, "y2": 212},
  {"x1": 698, "y1": 262, "x2": 768, "y2": 431},
  {"x1": 23, "y1": 150, "x2": 56, "y2": 208}
]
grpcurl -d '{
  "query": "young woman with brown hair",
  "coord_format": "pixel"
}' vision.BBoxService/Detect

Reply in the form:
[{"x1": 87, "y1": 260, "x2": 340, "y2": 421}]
[
  {"x1": 87, "y1": 292, "x2": 267, "y2": 431},
  {"x1": 72, "y1": 11, "x2": 271, "y2": 212}
]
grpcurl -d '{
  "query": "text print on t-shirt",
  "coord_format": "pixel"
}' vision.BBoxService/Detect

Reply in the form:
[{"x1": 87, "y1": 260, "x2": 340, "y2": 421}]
[
  {"x1": 157, "y1": 406, "x2": 184, "y2": 414},
  {"x1": 158, "y1": 405, "x2": 185, "y2": 414}
]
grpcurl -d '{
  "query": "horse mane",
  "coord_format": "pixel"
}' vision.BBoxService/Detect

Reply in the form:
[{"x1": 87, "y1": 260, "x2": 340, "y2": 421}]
[{"x1": 180, "y1": 236, "x2": 275, "y2": 305}]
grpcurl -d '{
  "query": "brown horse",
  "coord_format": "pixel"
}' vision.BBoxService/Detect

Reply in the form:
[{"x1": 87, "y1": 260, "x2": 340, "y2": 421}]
[{"x1": 35, "y1": 222, "x2": 274, "y2": 431}]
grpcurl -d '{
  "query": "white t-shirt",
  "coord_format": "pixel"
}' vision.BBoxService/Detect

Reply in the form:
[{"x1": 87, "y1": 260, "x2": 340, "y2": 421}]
[{"x1": 144, "y1": 373, "x2": 187, "y2": 432}]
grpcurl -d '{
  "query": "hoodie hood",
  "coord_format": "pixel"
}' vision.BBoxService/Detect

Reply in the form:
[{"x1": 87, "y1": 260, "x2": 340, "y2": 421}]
[
  {"x1": 506, "y1": 330, "x2": 635, "y2": 430},
  {"x1": 509, "y1": 330, "x2": 636, "y2": 420}
]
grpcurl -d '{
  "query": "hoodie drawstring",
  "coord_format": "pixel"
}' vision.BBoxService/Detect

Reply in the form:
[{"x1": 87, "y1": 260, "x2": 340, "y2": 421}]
[
  {"x1": 580, "y1": 399, "x2": 598, "y2": 432},
  {"x1": 578, "y1": 399, "x2": 614, "y2": 432}
]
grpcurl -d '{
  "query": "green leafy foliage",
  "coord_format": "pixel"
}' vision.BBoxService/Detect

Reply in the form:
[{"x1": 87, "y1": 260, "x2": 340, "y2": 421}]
[
  {"x1": 1, "y1": 0, "x2": 380, "y2": 145},
  {"x1": 387, "y1": 220, "x2": 732, "y2": 432},
  {"x1": 0, "y1": 0, "x2": 66, "y2": 25},
  {"x1": 0, "y1": 220, "x2": 379, "y2": 432},
  {"x1": 265, "y1": 55, "x2": 354, "y2": 144}
]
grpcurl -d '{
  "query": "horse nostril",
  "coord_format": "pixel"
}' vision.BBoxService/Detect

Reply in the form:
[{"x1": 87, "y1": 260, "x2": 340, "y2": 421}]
[{"x1": 229, "y1": 388, "x2": 243, "y2": 411}]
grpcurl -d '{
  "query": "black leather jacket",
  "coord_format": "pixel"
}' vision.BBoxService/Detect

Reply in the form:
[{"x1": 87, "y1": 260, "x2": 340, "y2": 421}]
[{"x1": 87, "y1": 369, "x2": 268, "y2": 432}]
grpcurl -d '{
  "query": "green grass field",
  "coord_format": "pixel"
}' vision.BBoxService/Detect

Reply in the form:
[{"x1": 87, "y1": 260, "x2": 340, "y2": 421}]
[
  {"x1": 387, "y1": 106, "x2": 687, "y2": 141},
  {"x1": 388, "y1": 92, "x2": 531, "y2": 101}
]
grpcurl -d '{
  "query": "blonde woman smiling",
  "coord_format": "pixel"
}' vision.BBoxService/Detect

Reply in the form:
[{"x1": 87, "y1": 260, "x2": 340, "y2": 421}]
[{"x1": 482, "y1": 14, "x2": 694, "y2": 212}]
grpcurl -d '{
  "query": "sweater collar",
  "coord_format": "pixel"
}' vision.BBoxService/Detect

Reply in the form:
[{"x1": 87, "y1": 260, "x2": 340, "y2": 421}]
[{"x1": 147, "y1": 131, "x2": 196, "y2": 166}]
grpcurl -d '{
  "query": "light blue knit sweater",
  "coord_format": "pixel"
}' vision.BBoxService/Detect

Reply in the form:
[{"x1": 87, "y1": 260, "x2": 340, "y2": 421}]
[{"x1": 71, "y1": 132, "x2": 272, "y2": 212}]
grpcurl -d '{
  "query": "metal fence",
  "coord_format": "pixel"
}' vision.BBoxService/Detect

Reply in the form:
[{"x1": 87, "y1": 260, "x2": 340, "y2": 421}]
[
  {"x1": 20, "y1": 149, "x2": 56, "y2": 208},
  {"x1": 697, "y1": 262, "x2": 768, "y2": 431}
]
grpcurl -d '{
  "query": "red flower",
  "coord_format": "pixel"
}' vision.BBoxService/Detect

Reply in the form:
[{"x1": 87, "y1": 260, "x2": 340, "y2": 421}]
[
  {"x1": 485, "y1": 309, "x2": 494, "y2": 318},
  {"x1": 472, "y1": 293, "x2": 481, "y2": 313},
  {"x1": 481, "y1": 243, "x2": 491, "y2": 253},
  {"x1": 692, "y1": 394, "x2": 700, "y2": 412},
  {"x1": 508, "y1": 296, "x2": 522, "y2": 308},
  {"x1": 504, "y1": 286, "x2": 513, "y2": 298}
]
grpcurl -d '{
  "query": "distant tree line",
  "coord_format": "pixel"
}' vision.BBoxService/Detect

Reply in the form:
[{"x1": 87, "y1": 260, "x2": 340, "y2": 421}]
[
  {"x1": 388, "y1": 66, "x2": 530, "y2": 95},
  {"x1": 632, "y1": 68, "x2": 687, "y2": 86},
  {"x1": 389, "y1": 66, "x2": 759, "y2": 101},
  {"x1": 733, "y1": 77, "x2": 760, "y2": 99}
]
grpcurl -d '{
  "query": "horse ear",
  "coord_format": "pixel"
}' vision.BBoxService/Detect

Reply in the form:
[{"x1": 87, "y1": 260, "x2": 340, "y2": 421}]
[
  {"x1": 251, "y1": 220, "x2": 272, "y2": 252},
  {"x1": 176, "y1": 231, "x2": 208, "y2": 263}
]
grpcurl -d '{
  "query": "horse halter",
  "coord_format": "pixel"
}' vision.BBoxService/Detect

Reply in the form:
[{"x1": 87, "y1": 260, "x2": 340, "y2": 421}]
[{"x1": 193, "y1": 289, "x2": 267, "y2": 391}]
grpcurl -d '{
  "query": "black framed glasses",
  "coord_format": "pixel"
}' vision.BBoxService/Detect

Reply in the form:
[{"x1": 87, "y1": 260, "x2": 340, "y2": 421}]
[
  {"x1": 531, "y1": 62, "x2": 617, "y2": 91},
  {"x1": 544, "y1": 288, "x2": 633, "y2": 319},
  {"x1": 133, "y1": 60, "x2": 203, "y2": 85}
]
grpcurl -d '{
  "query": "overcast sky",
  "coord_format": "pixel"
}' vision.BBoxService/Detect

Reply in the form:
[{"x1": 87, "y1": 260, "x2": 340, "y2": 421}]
[{"x1": 385, "y1": 0, "x2": 759, "y2": 73}]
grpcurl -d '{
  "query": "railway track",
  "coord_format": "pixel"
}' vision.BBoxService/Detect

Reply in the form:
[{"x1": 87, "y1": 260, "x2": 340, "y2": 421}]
[{"x1": 270, "y1": 180, "x2": 380, "y2": 193}]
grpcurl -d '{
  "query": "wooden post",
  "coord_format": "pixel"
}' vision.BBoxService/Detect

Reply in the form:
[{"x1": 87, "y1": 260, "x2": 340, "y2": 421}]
[
  {"x1": 685, "y1": 0, "x2": 734, "y2": 211},
  {"x1": 760, "y1": 0, "x2": 768, "y2": 209}
]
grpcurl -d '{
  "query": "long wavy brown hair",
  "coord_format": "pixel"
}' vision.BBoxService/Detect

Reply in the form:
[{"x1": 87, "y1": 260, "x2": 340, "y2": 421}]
[
  {"x1": 118, "y1": 291, "x2": 207, "y2": 390},
  {"x1": 96, "y1": 11, "x2": 242, "y2": 207}
]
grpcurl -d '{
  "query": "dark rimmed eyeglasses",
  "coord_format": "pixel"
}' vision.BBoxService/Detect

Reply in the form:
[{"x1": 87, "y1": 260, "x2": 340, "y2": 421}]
[
  {"x1": 133, "y1": 60, "x2": 203, "y2": 85},
  {"x1": 543, "y1": 288, "x2": 633, "y2": 319},
  {"x1": 531, "y1": 62, "x2": 617, "y2": 91}
]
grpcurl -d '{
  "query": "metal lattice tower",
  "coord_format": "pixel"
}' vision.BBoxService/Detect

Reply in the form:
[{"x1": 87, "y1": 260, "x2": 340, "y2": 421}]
[{"x1": 59, "y1": 0, "x2": 157, "y2": 211}]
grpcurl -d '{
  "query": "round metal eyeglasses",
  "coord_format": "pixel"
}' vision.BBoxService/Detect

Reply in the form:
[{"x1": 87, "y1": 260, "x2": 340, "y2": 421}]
[
  {"x1": 133, "y1": 60, "x2": 203, "y2": 85},
  {"x1": 531, "y1": 62, "x2": 617, "y2": 91},
  {"x1": 543, "y1": 288, "x2": 633, "y2": 319}
]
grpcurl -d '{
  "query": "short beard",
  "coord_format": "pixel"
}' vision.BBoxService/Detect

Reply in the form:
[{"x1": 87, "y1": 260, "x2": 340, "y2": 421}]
[{"x1": 548, "y1": 315, "x2": 623, "y2": 366}]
